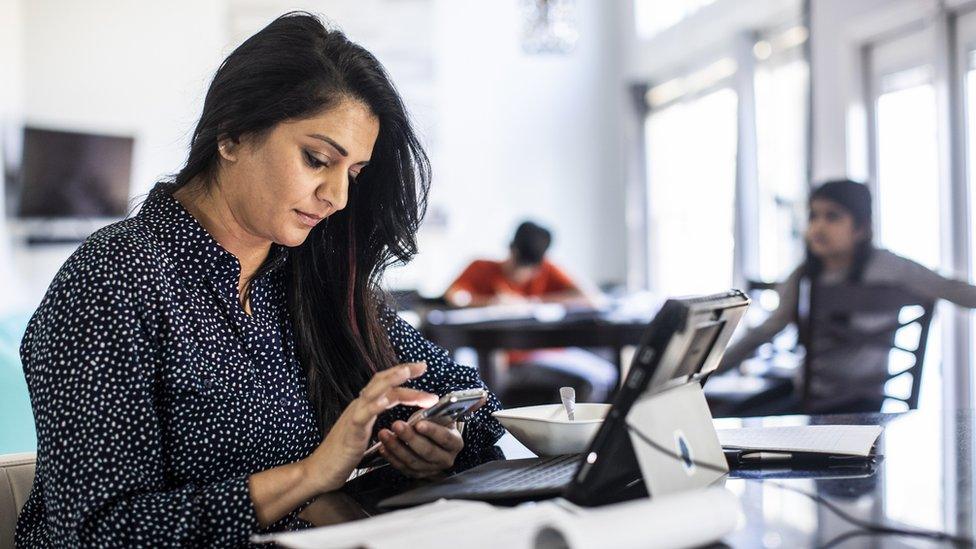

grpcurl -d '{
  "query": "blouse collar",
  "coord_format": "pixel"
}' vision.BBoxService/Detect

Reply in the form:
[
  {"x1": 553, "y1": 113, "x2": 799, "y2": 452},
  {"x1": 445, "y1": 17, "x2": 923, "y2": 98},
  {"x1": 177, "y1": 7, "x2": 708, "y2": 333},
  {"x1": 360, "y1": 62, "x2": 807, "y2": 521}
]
[{"x1": 138, "y1": 183, "x2": 288, "y2": 301}]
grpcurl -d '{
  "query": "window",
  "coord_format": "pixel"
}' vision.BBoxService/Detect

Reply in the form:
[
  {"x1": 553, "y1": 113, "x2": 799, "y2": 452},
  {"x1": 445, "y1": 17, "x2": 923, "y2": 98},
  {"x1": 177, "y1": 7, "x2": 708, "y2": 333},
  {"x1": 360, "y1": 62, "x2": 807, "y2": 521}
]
[
  {"x1": 875, "y1": 66, "x2": 941, "y2": 270},
  {"x1": 868, "y1": 29, "x2": 943, "y2": 419},
  {"x1": 754, "y1": 46, "x2": 809, "y2": 282},
  {"x1": 645, "y1": 87, "x2": 738, "y2": 295}
]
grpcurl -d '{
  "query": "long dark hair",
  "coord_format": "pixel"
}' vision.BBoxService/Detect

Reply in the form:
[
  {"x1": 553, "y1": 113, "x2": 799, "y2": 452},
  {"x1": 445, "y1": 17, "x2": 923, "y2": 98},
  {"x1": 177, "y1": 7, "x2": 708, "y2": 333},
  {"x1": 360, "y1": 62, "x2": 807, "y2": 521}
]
[
  {"x1": 165, "y1": 12, "x2": 430, "y2": 431},
  {"x1": 801, "y1": 179, "x2": 874, "y2": 282},
  {"x1": 797, "y1": 179, "x2": 874, "y2": 346}
]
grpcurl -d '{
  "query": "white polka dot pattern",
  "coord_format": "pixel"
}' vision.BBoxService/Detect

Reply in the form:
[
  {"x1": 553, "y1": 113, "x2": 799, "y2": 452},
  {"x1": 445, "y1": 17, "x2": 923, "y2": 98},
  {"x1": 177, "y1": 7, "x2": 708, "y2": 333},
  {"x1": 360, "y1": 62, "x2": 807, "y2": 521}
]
[{"x1": 14, "y1": 185, "x2": 504, "y2": 547}]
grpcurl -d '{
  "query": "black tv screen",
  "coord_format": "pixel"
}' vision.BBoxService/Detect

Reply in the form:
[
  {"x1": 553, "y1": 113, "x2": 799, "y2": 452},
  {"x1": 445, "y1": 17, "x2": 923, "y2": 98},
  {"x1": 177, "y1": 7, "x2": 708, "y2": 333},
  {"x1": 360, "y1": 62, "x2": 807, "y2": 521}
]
[{"x1": 16, "y1": 127, "x2": 133, "y2": 218}]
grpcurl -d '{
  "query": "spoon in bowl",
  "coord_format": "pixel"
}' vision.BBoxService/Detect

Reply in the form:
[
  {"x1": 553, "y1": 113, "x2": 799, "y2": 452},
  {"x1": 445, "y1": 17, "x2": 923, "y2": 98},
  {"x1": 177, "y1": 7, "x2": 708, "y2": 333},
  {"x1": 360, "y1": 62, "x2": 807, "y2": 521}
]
[{"x1": 560, "y1": 386, "x2": 576, "y2": 421}]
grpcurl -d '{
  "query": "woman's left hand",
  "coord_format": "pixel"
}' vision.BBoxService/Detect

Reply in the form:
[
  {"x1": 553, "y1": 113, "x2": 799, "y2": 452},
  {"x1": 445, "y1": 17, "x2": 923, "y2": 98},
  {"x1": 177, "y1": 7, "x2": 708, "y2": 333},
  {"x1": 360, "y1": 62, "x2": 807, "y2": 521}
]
[{"x1": 378, "y1": 419, "x2": 464, "y2": 478}]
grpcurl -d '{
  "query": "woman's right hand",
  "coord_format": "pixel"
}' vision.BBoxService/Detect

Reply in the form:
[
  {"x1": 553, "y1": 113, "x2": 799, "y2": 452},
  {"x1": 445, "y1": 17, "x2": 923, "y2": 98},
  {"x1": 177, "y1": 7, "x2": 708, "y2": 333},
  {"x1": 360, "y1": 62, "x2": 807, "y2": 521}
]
[{"x1": 301, "y1": 361, "x2": 437, "y2": 494}]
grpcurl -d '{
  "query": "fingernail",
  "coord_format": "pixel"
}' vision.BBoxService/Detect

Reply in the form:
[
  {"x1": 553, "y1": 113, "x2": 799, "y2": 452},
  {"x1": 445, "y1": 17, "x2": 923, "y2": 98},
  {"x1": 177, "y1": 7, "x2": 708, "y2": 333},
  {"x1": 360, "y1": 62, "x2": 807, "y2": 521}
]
[
  {"x1": 393, "y1": 422, "x2": 404, "y2": 434},
  {"x1": 416, "y1": 422, "x2": 427, "y2": 434}
]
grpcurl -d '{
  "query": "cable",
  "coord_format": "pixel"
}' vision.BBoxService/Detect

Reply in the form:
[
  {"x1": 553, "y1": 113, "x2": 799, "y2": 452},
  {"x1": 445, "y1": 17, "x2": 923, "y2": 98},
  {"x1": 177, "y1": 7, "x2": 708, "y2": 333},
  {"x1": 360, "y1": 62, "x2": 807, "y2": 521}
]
[{"x1": 624, "y1": 423, "x2": 974, "y2": 548}]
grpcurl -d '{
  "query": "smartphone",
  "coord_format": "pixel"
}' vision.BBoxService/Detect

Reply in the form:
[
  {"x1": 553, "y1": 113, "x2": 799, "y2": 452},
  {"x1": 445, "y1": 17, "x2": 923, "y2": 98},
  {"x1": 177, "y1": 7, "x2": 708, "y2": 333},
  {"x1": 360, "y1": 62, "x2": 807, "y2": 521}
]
[{"x1": 357, "y1": 388, "x2": 488, "y2": 469}]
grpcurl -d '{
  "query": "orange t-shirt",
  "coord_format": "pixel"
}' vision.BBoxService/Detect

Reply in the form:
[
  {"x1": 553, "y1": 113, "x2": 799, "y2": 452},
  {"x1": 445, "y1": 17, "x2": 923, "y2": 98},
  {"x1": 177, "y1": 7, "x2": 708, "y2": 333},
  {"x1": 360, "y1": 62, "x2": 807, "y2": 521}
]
[
  {"x1": 447, "y1": 259, "x2": 577, "y2": 299},
  {"x1": 447, "y1": 259, "x2": 579, "y2": 366}
]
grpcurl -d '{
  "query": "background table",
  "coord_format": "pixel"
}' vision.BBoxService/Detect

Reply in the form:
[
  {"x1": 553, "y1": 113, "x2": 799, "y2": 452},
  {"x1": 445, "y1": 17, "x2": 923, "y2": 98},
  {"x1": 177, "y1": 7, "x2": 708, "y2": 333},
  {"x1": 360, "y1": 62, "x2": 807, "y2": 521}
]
[{"x1": 421, "y1": 313, "x2": 649, "y2": 389}]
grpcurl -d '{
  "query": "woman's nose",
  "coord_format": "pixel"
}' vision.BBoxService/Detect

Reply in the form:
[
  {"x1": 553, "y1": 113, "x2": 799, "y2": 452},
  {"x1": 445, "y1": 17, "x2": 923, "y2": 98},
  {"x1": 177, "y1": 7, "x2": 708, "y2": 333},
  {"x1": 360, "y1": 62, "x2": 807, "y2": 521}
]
[{"x1": 317, "y1": 174, "x2": 349, "y2": 212}]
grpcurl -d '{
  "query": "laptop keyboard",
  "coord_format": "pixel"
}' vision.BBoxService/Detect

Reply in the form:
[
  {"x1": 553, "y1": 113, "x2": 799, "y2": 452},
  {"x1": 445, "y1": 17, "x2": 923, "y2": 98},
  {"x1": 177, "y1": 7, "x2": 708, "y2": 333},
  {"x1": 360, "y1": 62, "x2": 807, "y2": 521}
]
[{"x1": 426, "y1": 454, "x2": 581, "y2": 498}]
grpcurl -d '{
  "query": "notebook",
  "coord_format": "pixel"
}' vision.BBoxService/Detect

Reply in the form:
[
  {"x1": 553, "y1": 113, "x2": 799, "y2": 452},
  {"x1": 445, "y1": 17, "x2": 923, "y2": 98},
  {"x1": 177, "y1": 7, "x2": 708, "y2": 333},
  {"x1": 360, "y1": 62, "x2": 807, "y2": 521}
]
[{"x1": 716, "y1": 425, "x2": 883, "y2": 457}]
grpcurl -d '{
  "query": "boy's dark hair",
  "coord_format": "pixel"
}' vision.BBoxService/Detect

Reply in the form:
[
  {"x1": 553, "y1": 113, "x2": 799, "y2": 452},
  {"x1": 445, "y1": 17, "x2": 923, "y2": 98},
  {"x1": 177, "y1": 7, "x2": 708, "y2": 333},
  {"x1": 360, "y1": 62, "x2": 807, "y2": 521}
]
[{"x1": 511, "y1": 221, "x2": 552, "y2": 266}]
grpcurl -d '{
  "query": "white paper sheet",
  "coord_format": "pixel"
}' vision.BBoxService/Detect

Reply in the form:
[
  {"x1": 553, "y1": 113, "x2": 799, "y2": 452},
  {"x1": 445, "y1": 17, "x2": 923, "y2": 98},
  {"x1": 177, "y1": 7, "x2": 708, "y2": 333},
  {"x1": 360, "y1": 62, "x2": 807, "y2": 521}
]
[
  {"x1": 716, "y1": 425, "x2": 883, "y2": 457},
  {"x1": 253, "y1": 487, "x2": 741, "y2": 549}
]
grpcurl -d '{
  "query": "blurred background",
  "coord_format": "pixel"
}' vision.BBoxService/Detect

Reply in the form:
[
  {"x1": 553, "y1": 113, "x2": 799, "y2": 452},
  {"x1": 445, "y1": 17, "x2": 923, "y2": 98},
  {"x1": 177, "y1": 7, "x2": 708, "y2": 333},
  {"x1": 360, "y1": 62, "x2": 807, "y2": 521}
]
[{"x1": 1, "y1": 0, "x2": 975, "y2": 467}]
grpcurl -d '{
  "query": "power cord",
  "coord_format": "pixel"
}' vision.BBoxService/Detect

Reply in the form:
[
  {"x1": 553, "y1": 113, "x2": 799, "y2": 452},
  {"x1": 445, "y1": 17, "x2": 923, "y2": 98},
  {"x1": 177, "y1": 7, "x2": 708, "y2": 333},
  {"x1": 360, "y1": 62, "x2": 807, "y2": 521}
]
[{"x1": 624, "y1": 423, "x2": 974, "y2": 548}]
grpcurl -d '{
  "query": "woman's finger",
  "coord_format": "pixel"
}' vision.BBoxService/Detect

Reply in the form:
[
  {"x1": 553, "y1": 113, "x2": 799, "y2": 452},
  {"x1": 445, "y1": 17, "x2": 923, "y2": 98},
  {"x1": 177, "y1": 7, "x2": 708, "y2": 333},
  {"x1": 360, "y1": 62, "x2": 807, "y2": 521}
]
[
  {"x1": 380, "y1": 429, "x2": 438, "y2": 472},
  {"x1": 359, "y1": 362, "x2": 427, "y2": 401},
  {"x1": 355, "y1": 387, "x2": 437, "y2": 425},
  {"x1": 415, "y1": 420, "x2": 465, "y2": 454},
  {"x1": 385, "y1": 387, "x2": 438, "y2": 409},
  {"x1": 378, "y1": 443, "x2": 411, "y2": 474},
  {"x1": 379, "y1": 443, "x2": 438, "y2": 479},
  {"x1": 391, "y1": 421, "x2": 453, "y2": 465}
]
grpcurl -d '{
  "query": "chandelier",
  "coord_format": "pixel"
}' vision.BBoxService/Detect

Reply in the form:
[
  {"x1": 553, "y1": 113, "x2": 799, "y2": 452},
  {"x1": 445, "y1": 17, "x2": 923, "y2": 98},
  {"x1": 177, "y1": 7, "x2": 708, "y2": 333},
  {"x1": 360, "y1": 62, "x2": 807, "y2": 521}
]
[{"x1": 520, "y1": 0, "x2": 579, "y2": 55}]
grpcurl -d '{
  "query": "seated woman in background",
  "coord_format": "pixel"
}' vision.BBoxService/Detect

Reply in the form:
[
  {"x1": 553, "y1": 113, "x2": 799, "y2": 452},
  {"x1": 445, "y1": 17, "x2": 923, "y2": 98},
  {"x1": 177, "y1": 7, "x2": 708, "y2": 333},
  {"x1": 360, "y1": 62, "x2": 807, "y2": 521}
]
[
  {"x1": 444, "y1": 222, "x2": 616, "y2": 405},
  {"x1": 720, "y1": 179, "x2": 976, "y2": 413},
  {"x1": 16, "y1": 13, "x2": 503, "y2": 547}
]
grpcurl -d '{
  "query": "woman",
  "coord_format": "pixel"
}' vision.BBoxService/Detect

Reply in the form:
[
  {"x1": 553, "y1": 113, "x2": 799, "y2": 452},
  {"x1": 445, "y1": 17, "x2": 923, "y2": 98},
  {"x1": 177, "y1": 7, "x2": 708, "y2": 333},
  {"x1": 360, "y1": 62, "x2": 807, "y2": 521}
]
[
  {"x1": 721, "y1": 179, "x2": 976, "y2": 413},
  {"x1": 16, "y1": 13, "x2": 503, "y2": 547}
]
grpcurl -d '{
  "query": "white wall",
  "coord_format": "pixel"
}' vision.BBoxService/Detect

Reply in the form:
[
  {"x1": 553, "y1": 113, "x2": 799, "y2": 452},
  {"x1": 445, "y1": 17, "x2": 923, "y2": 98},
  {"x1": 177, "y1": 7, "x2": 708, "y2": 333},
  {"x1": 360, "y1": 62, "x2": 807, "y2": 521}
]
[
  {"x1": 0, "y1": 0, "x2": 22, "y2": 183},
  {"x1": 0, "y1": 0, "x2": 25, "y2": 313},
  {"x1": 394, "y1": 0, "x2": 627, "y2": 295},
  {"x1": 5, "y1": 0, "x2": 229, "y2": 309},
  {"x1": 21, "y1": 0, "x2": 229, "y2": 197},
  {"x1": 4, "y1": 0, "x2": 630, "y2": 308}
]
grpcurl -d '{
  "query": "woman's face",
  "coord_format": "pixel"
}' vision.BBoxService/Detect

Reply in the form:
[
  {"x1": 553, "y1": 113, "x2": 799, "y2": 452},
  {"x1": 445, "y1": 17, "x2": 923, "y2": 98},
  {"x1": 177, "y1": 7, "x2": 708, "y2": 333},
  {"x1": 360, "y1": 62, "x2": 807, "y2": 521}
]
[
  {"x1": 217, "y1": 97, "x2": 380, "y2": 247},
  {"x1": 805, "y1": 198, "x2": 867, "y2": 260}
]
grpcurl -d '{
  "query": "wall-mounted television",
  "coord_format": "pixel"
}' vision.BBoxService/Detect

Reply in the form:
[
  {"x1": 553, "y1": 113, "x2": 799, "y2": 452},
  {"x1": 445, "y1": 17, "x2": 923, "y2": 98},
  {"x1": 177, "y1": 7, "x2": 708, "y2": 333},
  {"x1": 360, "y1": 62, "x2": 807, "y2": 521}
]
[{"x1": 15, "y1": 127, "x2": 133, "y2": 218}]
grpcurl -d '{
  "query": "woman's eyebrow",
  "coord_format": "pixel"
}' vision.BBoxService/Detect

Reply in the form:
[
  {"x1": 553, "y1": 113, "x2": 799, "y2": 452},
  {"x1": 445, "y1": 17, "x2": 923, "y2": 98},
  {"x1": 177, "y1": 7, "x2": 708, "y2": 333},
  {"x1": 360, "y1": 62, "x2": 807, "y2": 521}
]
[
  {"x1": 306, "y1": 133, "x2": 369, "y2": 165},
  {"x1": 307, "y1": 133, "x2": 348, "y2": 157}
]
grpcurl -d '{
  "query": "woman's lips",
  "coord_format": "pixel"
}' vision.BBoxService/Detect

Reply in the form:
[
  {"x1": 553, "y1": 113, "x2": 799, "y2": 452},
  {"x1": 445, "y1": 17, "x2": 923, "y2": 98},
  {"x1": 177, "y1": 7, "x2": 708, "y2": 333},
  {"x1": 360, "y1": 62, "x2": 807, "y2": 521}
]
[{"x1": 295, "y1": 209, "x2": 325, "y2": 228}]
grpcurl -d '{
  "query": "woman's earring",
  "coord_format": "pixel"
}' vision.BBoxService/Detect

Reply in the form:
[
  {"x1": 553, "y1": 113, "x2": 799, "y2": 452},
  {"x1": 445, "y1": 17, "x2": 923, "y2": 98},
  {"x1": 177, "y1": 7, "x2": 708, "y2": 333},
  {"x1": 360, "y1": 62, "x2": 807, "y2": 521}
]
[{"x1": 217, "y1": 140, "x2": 236, "y2": 161}]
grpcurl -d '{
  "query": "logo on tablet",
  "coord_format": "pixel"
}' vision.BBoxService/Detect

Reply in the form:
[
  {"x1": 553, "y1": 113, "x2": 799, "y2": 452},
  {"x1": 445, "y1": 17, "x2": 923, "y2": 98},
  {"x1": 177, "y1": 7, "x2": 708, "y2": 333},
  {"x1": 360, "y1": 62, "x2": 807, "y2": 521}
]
[{"x1": 673, "y1": 430, "x2": 696, "y2": 475}]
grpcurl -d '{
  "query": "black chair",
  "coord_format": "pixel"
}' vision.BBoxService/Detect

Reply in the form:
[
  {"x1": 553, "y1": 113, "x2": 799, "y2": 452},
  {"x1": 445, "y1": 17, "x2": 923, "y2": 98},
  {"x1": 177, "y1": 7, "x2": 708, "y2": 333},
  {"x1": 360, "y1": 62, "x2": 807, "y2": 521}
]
[
  {"x1": 745, "y1": 278, "x2": 779, "y2": 295},
  {"x1": 745, "y1": 278, "x2": 780, "y2": 312},
  {"x1": 802, "y1": 283, "x2": 935, "y2": 412}
]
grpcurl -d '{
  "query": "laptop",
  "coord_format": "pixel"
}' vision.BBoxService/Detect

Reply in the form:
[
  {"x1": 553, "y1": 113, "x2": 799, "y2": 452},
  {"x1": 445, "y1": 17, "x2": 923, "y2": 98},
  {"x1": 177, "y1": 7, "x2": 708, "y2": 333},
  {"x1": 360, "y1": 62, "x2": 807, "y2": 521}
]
[{"x1": 379, "y1": 290, "x2": 750, "y2": 509}]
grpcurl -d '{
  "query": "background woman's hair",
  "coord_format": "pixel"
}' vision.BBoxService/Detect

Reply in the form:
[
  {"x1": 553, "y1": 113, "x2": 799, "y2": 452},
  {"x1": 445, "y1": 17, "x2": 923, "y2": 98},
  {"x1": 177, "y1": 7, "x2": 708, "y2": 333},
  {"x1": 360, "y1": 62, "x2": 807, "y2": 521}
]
[
  {"x1": 801, "y1": 179, "x2": 874, "y2": 283},
  {"x1": 797, "y1": 179, "x2": 874, "y2": 346},
  {"x1": 165, "y1": 12, "x2": 430, "y2": 431}
]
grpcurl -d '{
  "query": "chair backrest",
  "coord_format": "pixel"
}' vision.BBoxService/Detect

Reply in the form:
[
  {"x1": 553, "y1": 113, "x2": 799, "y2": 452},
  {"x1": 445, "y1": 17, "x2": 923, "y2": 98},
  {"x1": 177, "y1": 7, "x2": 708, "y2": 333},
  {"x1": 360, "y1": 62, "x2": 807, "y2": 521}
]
[
  {"x1": 744, "y1": 279, "x2": 779, "y2": 312},
  {"x1": 0, "y1": 452, "x2": 35, "y2": 549},
  {"x1": 803, "y1": 283, "x2": 935, "y2": 410}
]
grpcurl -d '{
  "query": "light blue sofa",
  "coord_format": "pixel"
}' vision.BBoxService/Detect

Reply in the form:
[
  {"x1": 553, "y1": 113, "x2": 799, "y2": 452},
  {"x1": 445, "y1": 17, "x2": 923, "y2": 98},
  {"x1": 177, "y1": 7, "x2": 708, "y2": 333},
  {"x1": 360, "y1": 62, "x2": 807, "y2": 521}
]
[{"x1": 0, "y1": 313, "x2": 35, "y2": 454}]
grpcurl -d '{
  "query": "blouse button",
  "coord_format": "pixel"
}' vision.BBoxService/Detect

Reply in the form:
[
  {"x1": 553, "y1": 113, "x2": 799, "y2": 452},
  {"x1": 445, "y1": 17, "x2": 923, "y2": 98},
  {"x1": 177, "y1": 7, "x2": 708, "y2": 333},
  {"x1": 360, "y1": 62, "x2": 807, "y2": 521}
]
[
  {"x1": 279, "y1": 396, "x2": 289, "y2": 407},
  {"x1": 202, "y1": 378, "x2": 213, "y2": 389}
]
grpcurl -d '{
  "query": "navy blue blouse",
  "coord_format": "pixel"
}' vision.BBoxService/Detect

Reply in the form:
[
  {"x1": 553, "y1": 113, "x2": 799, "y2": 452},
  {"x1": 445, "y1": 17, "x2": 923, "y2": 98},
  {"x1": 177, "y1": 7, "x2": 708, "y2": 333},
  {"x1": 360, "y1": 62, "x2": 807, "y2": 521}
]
[{"x1": 15, "y1": 186, "x2": 504, "y2": 547}]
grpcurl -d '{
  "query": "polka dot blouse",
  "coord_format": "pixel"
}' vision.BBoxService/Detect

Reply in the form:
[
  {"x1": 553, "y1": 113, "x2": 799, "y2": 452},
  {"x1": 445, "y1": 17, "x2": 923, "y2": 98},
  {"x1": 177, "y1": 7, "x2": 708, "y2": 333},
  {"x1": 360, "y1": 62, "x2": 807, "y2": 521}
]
[{"x1": 15, "y1": 185, "x2": 505, "y2": 547}]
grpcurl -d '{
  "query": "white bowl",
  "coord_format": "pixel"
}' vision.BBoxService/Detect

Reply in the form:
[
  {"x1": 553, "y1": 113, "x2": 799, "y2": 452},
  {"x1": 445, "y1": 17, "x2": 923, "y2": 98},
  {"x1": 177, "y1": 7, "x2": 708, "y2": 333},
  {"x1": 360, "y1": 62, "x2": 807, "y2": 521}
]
[{"x1": 492, "y1": 403, "x2": 611, "y2": 456}]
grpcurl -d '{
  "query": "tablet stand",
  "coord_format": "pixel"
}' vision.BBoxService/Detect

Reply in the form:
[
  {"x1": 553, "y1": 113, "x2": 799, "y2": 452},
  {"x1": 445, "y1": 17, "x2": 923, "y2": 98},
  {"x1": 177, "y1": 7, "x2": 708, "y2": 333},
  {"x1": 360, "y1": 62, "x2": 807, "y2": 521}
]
[{"x1": 625, "y1": 381, "x2": 728, "y2": 497}]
